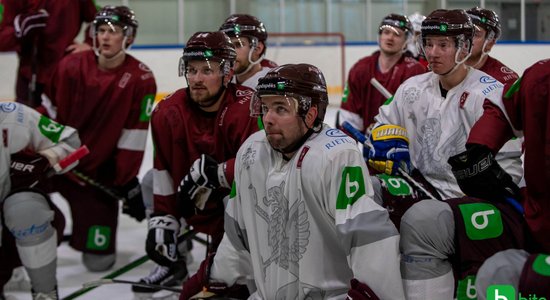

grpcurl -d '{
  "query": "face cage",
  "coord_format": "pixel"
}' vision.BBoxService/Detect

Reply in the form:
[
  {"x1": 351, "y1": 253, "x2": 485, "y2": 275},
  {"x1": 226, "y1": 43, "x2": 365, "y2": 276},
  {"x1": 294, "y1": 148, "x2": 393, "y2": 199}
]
[
  {"x1": 92, "y1": 22, "x2": 134, "y2": 56},
  {"x1": 250, "y1": 93, "x2": 311, "y2": 118},
  {"x1": 420, "y1": 34, "x2": 473, "y2": 68}
]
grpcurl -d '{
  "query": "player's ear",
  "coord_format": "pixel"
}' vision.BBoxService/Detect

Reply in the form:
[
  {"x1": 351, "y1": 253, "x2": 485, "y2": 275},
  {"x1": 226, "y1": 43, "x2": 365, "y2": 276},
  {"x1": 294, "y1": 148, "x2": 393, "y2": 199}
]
[{"x1": 305, "y1": 105, "x2": 318, "y2": 128}]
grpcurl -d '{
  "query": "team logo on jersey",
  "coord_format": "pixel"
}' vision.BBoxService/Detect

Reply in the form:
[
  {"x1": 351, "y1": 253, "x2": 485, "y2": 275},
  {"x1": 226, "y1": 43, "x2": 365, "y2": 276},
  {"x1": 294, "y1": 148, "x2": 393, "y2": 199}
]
[
  {"x1": 533, "y1": 254, "x2": 550, "y2": 276},
  {"x1": 140, "y1": 94, "x2": 155, "y2": 121},
  {"x1": 459, "y1": 91, "x2": 470, "y2": 109},
  {"x1": 479, "y1": 76, "x2": 497, "y2": 84},
  {"x1": 38, "y1": 116, "x2": 65, "y2": 143},
  {"x1": 336, "y1": 166, "x2": 366, "y2": 209},
  {"x1": 459, "y1": 203, "x2": 503, "y2": 240},
  {"x1": 119, "y1": 72, "x2": 132, "y2": 88},
  {"x1": 86, "y1": 225, "x2": 111, "y2": 250},
  {"x1": 456, "y1": 275, "x2": 477, "y2": 300},
  {"x1": 0, "y1": 102, "x2": 16, "y2": 112},
  {"x1": 325, "y1": 128, "x2": 347, "y2": 137}
]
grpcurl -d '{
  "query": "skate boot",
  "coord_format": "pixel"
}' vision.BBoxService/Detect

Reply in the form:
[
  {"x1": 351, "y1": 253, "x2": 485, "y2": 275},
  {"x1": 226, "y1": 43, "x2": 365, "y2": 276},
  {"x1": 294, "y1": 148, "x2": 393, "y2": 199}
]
[{"x1": 132, "y1": 260, "x2": 188, "y2": 298}]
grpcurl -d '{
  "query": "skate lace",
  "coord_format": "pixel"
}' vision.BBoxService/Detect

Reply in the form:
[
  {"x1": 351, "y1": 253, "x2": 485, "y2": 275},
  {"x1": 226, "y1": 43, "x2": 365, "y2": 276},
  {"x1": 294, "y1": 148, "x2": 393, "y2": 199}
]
[
  {"x1": 143, "y1": 265, "x2": 170, "y2": 284},
  {"x1": 32, "y1": 289, "x2": 58, "y2": 300}
]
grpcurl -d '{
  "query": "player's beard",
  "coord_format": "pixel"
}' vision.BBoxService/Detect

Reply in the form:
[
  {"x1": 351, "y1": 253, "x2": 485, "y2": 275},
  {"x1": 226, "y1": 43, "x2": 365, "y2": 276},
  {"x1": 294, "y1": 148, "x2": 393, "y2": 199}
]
[{"x1": 190, "y1": 85, "x2": 222, "y2": 109}]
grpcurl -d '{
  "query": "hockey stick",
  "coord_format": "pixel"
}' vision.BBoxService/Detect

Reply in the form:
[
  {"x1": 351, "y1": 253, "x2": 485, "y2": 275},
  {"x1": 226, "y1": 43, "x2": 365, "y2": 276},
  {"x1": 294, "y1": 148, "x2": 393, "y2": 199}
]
[
  {"x1": 342, "y1": 121, "x2": 438, "y2": 200},
  {"x1": 69, "y1": 170, "x2": 125, "y2": 202},
  {"x1": 62, "y1": 230, "x2": 198, "y2": 300},
  {"x1": 29, "y1": 145, "x2": 90, "y2": 188},
  {"x1": 82, "y1": 278, "x2": 182, "y2": 293},
  {"x1": 370, "y1": 77, "x2": 393, "y2": 100}
]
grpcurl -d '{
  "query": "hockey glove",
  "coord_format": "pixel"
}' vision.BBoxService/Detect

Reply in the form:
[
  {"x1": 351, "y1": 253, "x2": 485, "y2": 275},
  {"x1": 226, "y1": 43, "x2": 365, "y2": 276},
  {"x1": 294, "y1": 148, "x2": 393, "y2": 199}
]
[
  {"x1": 14, "y1": 9, "x2": 49, "y2": 39},
  {"x1": 178, "y1": 154, "x2": 229, "y2": 211},
  {"x1": 448, "y1": 144, "x2": 521, "y2": 202},
  {"x1": 117, "y1": 177, "x2": 146, "y2": 222},
  {"x1": 346, "y1": 278, "x2": 380, "y2": 300},
  {"x1": 366, "y1": 124, "x2": 412, "y2": 175},
  {"x1": 146, "y1": 215, "x2": 180, "y2": 266}
]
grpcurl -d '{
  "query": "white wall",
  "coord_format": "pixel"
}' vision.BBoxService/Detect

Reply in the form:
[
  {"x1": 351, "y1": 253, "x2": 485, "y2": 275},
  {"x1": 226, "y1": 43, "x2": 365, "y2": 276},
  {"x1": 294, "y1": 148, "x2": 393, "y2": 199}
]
[{"x1": 1, "y1": 44, "x2": 549, "y2": 105}]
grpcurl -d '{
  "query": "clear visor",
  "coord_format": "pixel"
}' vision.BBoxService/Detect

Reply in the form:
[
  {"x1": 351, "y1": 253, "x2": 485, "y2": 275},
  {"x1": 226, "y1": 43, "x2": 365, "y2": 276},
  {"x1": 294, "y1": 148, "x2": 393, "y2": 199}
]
[{"x1": 250, "y1": 94, "x2": 308, "y2": 118}]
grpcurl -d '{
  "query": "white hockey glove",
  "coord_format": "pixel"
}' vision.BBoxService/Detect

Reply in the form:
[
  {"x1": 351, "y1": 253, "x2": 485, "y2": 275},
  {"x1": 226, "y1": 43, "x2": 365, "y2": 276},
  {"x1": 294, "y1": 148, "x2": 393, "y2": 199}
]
[{"x1": 145, "y1": 215, "x2": 180, "y2": 266}]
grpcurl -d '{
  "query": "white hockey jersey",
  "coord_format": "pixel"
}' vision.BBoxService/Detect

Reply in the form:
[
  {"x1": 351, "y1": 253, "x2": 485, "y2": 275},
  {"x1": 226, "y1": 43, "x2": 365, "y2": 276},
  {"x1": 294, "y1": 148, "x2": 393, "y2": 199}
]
[
  {"x1": 0, "y1": 102, "x2": 78, "y2": 200},
  {"x1": 210, "y1": 125, "x2": 404, "y2": 299},
  {"x1": 375, "y1": 68, "x2": 523, "y2": 199},
  {"x1": 233, "y1": 65, "x2": 273, "y2": 90}
]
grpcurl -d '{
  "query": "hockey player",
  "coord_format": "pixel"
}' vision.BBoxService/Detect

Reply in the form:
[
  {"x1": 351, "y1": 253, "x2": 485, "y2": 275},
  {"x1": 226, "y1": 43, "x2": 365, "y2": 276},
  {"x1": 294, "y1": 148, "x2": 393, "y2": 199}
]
[
  {"x1": 135, "y1": 31, "x2": 258, "y2": 296},
  {"x1": 219, "y1": 14, "x2": 278, "y2": 89},
  {"x1": 337, "y1": 13, "x2": 426, "y2": 134},
  {"x1": 461, "y1": 60, "x2": 550, "y2": 298},
  {"x1": 0, "y1": 102, "x2": 81, "y2": 300},
  {"x1": 466, "y1": 7, "x2": 519, "y2": 85},
  {"x1": 179, "y1": 63, "x2": 404, "y2": 300},
  {"x1": 41, "y1": 5, "x2": 156, "y2": 273},
  {"x1": 369, "y1": 9, "x2": 526, "y2": 299},
  {"x1": 0, "y1": 0, "x2": 98, "y2": 107}
]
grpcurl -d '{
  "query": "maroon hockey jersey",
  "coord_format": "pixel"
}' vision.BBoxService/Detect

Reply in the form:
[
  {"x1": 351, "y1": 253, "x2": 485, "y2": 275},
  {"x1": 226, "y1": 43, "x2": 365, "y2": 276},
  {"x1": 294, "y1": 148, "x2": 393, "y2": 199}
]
[
  {"x1": 45, "y1": 50, "x2": 157, "y2": 186},
  {"x1": 151, "y1": 84, "x2": 258, "y2": 234},
  {"x1": 340, "y1": 51, "x2": 426, "y2": 129},
  {"x1": 479, "y1": 56, "x2": 519, "y2": 85},
  {"x1": 0, "y1": 0, "x2": 97, "y2": 89}
]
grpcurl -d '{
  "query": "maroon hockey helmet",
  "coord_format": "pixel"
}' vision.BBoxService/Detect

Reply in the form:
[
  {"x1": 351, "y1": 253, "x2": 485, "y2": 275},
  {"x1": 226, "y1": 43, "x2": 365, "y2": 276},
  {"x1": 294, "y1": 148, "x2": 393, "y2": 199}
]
[
  {"x1": 421, "y1": 9, "x2": 474, "y2": 40},
  {"x1": 467, "y1": 7, "x2": 501, "y2": 40},
  {"x1": 179, "y1": 31, "x2": 237, "y2": 77},
  {"x1": 379, "y1": 14, "x2": 413, "y2": 37},
  {"x1": 252, "y1": 63, "x2": 328, "y2": 127},
  {"x1": 219, "y1": 14, "x2": 268, "y2": 43},
  {"x1": 93, "y1": 5, "x2": 138, "y2": 37}
]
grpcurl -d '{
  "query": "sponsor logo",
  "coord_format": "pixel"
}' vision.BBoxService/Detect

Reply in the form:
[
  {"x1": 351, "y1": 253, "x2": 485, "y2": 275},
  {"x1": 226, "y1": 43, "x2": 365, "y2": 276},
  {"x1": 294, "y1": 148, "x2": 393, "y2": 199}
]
[
  {"x1": 10, "y1": 222, "x2": 49, "y2": 240},
  {"x1": 533, "y1": 254, "x2": 550, "y2": 276},
  {"x1": 140, "y1": 94, "x2": 155, "y2": 121},
  {"x1": 378, "y1": 174, "x2": 412, "y2": 196},
  {"x1": 459, "y1": 203, "x2": 503, "y2": 240},
  {"x1": 336, "y1": 166, "x2": 366, "y2": 209},
  {"x1": 38, "y1": 116, "x2": 65, "y2": 143},
  {"x1": 325, "y1": 128, "x2": 347, "y2": 137},
  {"x1": 481, "y1": 82, "x2": 504, "y2": 96},
  {"x1": 324, "y1": 137, "x2": 356, "y2": 150},
  {"x1": 487, "y1": 285, "x2": 515, "y2": 300},
  {"x1": 457, "y1": 275, "x2": 477, "y2": 299},
  {"x1": 86, "y1": 226, "x2": 111, "y2": 250},
  {"x1": 256, "y1": 82, "x2": 277, "y2": 90},
  {"x1": 276, "y1": 82, "x2": 285, "y2": 90},
  {"x1": 0, "y1": 102, "x2": 16, "y2": 112},
  {"x1": 500, "y1": 66, "x2": 515, "y2": 74},
  {"x1": 138, "y1": 63, "x2": 152, "y2": 72},
  {"x1": 480, "y1": 76, "x2": 497, "y2": 84}
]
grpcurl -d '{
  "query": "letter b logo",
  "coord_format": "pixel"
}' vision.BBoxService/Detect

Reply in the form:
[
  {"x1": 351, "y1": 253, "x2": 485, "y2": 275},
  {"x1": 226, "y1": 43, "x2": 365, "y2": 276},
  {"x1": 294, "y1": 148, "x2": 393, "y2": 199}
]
[
  {"x1": 86, "y1": 226, "x2": 111, "y2": 250},
  {"x1": 487, "y1": 285, "x2": 515, "y2": 300},
  {"x1": 459, "y1": 203, "x2": 503, "y2": 240}
]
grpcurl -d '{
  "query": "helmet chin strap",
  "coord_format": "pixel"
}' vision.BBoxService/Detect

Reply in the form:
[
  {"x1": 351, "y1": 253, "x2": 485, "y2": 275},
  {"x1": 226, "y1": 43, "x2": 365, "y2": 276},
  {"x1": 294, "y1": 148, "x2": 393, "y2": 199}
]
[{"x1": 235, "y1": 45, "x2": 264, "y2": 76}]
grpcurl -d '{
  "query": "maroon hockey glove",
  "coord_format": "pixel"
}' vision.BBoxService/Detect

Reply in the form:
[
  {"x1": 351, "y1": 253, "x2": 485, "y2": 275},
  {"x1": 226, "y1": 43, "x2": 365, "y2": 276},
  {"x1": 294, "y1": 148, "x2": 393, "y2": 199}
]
[
  {"x1": 346, "y1": 279, "x2": 380, "y2": 300},
  {"x1": 14, "y1": 9, "x2": 49, "y2": 39}
]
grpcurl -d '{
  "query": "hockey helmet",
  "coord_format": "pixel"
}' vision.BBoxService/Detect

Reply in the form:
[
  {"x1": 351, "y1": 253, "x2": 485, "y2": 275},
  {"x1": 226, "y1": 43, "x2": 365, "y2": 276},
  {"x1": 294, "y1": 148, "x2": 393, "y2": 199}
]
[
  {"x1": 379, "y1": 14, "x2": 413, "y2": 37},
  {"x1": 179, "y1": 31, "x2": 237, "y2": 77},
  {"x1": 467, "y1": 7, "x2": 501, "y2": 40},
  {"x1": 93, "y1": 5, "x2": 138, "y2": 38},
  {"x1": 252, "y1": 63, "x2": 328, "y2": 128}
]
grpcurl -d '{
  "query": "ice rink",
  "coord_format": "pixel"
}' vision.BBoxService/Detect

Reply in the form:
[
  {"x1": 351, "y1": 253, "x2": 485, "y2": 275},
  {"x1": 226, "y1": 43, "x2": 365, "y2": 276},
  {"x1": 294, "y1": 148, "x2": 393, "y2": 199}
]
[{"x1": 4, "y1": 106, "x2": 340, "y2": 300}]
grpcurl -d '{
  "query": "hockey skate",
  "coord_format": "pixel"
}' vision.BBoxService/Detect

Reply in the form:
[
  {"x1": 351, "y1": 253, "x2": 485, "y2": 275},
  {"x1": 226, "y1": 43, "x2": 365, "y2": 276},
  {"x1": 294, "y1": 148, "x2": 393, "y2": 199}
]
[
  {"x1": 132, "y1": 261, "x2": 188, "y2": 300},
  {"x1": 3, "y1": 266, "x2": 31, "y2": 293}
]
